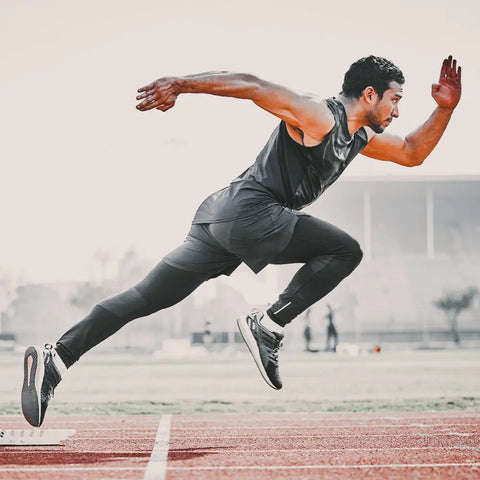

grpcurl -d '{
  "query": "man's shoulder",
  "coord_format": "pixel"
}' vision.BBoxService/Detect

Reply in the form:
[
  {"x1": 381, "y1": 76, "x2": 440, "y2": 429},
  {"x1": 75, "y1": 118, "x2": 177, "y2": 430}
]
[
  {"x1": 285, "y1": 96, "x2": 336, "y2": 146},
  {"x1": 310, "y1": 96, "x2": 337, "y2": 115},
  {"x1": 317, "y1": 97, "x2": 345, "y2": 130}
]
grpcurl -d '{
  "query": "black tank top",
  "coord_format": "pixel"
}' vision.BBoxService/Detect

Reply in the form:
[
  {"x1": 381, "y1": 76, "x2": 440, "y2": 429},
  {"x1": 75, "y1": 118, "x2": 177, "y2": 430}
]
[{"x1": 193, "y1": 97, "x2": 368, "y2": 223}]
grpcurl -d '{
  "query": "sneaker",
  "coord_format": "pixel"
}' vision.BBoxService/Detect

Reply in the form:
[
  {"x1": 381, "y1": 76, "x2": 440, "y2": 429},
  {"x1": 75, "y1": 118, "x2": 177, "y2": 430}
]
[
  {"x1": 237, "y1": 311, "x2": 284, "y2": 390},
  {"x1": 22, "y1": 345, "x2": 62, "y2": 427}
]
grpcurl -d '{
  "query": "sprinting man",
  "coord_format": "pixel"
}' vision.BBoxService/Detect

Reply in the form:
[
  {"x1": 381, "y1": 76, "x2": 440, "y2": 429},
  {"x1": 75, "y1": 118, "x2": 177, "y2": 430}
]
[{"x1": 22, "y1": 55, "x2": 461, "y2": 427}]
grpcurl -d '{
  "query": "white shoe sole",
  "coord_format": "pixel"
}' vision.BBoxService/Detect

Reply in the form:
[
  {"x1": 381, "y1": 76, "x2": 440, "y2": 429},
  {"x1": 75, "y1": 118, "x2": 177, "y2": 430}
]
[
  {"x1": 22, "y1": 346, "x2": 45, "y2": 427},
  {"x1": 237, "y1": 317, "x2": 279, "y2": 390}
]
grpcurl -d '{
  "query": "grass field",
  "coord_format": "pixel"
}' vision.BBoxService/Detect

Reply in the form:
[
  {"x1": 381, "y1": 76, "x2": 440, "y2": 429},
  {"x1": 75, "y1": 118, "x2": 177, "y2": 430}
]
[{"x1": 2, "y1": 348, "x2": 480, "y2": 416}]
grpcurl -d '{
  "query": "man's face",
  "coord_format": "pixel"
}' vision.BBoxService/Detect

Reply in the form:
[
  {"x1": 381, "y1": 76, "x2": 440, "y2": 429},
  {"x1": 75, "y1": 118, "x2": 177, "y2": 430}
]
[{"x1": 366, "y1": 81, "x2": 403, "y2": 133}]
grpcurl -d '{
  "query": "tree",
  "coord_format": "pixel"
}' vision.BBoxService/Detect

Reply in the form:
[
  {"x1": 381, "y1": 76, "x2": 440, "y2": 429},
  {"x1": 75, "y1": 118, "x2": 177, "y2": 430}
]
[{"x1": 433, "y1": 287, "x2": 478, "y2": 345}]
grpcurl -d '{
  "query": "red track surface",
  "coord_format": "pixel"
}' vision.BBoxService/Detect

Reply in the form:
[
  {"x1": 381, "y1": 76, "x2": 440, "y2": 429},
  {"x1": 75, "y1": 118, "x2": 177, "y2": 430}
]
[{"x1": 1, "y1": 412, "x2": 480, "y2": 479}]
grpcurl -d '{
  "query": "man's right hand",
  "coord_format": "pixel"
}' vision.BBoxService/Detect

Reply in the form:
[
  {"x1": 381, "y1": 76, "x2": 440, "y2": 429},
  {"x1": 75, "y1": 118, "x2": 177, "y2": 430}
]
[{"x1": 136, "y1": 77, "x2": 180, "y2": 112}]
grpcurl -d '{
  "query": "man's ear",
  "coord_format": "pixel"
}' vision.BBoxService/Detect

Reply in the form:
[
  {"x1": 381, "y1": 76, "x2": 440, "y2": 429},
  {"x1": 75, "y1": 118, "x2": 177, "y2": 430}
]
[{"x1": 362, "y1": 86, "x2": 378, "y2": 104}]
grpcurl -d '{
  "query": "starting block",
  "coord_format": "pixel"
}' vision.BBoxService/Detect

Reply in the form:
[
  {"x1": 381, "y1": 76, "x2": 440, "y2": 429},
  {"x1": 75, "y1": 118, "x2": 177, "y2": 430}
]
[{"x1": 0, "y1": 429, "x2": 75, "y2": 446}]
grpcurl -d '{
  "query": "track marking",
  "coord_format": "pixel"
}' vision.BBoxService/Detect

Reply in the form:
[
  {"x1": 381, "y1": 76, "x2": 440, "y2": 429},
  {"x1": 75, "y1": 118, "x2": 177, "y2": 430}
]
[
  {"x1": 171, "y1": 423, "x2": 480, "y2": 430},
  {"x1": 0, "y1": 467, "x2": 143, "y2": 472},
  {"x1": 167, "y1": 432, "x2": 480, "y2": 439},
  {"x1": 143, "y1": 414, "x2": 171, "y2": 480},
  {"x1": 169, "y1": 462, "x2": 480, "y2": 471},
  {"x1": 170, "y1": 446, "x2": 480, "y2": 453}
]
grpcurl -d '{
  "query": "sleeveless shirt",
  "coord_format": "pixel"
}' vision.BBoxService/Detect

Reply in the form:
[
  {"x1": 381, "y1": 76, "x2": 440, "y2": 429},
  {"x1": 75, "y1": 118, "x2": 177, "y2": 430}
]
[{"x1": 192, "y1": 97, "x2": 368, "y2": 225}]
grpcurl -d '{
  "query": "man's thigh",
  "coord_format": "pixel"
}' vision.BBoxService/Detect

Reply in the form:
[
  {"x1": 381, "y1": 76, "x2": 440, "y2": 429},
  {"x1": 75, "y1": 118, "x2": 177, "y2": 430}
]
[
  {"x1": 272, "y1": 215, "x2": 359, "y2": 264},
  {"x1": 164, "y1": 224, "x2": 242, "y2": 278}
]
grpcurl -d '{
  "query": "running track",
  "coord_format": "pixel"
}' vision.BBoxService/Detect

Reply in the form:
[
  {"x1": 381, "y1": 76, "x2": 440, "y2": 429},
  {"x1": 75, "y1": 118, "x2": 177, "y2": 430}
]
[{"x1": 1, "y1": 412, "x2": 480, "y2": 479}]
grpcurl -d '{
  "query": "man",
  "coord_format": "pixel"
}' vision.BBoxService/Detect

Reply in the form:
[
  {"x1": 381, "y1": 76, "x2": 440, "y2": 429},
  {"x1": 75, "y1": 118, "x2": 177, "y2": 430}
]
[
  {"x1": 22, "y1": 55, "x2": 461, "y2": 427},
  {"x1": 324, "y1": 304, "x2": 338, "y2": 352},
  {"x1": 303, "y1": 309, "x2": 313, "y2": 352}
]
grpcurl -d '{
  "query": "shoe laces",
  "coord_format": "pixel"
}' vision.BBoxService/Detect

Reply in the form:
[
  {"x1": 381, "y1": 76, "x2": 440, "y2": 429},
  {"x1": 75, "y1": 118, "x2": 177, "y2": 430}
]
[
  {"x1": 42, "y1": 344, "x2": 62, "y2": 400},
  {"x1": 262, "y1": 331, "x2": 283, "y2": 363},
  {"x1": 247, "y1": 310, "x2": 283, "y2": 363}
]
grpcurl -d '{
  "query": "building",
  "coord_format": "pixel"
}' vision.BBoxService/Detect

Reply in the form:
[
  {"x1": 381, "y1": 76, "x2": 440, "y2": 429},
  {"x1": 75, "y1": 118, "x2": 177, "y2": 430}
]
[{"x1": 278, "y1": 176, "x2": 480, "y2": 345}]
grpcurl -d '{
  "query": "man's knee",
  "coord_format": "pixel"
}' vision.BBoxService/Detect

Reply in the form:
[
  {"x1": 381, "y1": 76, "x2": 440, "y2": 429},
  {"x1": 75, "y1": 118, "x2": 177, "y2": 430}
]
[{"x1": 344, "y1": 238, "x2": 363, "y2": 271}]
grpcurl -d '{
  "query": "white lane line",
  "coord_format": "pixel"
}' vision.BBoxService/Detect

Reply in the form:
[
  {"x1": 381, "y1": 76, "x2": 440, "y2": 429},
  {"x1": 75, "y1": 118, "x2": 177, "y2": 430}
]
[
  {"x1": 169, "y1": 446, "x2": 480, "y2": 453},
  {"x1": 167, "y1": 432, "x2": 479, "y2": 439},
  {"x1": 0, "y1": 467, "x2": 143, "y2": 472},
  {"x1": 2, "y1": 446, "x2": 477, "y2": 456},
  {"x1": 169, "y1": 462, "x2": 480, "y2": 471},
  {"x1": 171, "y1": 423, "x2": 480, "y2": 430},
  {"x1": 173, "y1": 413, "x2": 480, "y2": 419},
  {"x1": 0, "y1": 450, "x2": 152, "y2": 455},
  {"x1": 143, "y1": 414, "x2": 171, "y2": 480},
  {"x1": 2, "y1": 446, "x2": 476, "y2": 456},
  {"x1": 3, "y1": 462, "x2": 479, "y2": 473}
]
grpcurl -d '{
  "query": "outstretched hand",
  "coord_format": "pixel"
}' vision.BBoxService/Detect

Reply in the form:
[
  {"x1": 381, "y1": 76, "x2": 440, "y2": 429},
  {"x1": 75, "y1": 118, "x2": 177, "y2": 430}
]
[
  {"x1": 432, "y1": 56, "x2": 462, "y2": 110},
  {"x1": 136, "y1": 77, "x2": 179, "y2": 112}
]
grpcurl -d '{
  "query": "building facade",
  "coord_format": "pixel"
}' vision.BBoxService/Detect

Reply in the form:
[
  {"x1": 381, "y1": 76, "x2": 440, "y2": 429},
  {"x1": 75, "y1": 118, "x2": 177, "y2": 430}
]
[{"x1": 278, "y1": 176, "x2": 480, "y2": 342}]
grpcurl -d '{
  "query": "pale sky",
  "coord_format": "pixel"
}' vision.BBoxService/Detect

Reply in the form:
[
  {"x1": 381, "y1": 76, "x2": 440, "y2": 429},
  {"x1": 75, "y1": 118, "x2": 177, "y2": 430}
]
[{"x1": 1, "y1": 0, "x2": 479, "y2": 284}]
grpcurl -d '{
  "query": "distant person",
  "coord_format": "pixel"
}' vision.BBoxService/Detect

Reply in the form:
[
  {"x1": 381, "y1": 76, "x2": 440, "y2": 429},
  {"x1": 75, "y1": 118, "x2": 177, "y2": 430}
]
[
  {"x1": 22, "y1": 55, "x2": 461, "y2": 427},
  {"x1": 324, "y1": 304, "x2": 338, "y2": 352},
  {"x1": 304, "y1": 309, "x2": 313, "y2": 352},
  {"x1": 202, "y1": 320, "x2": 213, "y2": 348}
]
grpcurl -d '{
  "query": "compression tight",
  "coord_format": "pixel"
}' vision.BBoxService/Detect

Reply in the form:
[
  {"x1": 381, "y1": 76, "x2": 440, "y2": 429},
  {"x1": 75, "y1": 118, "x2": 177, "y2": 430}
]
[
  {"x1": 55, "y1": 262, "x2": 211, "y2": 367},
  {"x1": 267, "y1": 215, "x2": 363, "y2": 326},
  {"x1": 56, "y1": 215, "x2": 362, "y2": 367}
]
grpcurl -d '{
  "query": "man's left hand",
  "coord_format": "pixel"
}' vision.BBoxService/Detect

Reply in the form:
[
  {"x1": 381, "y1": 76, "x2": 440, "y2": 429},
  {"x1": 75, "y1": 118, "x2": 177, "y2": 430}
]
[{"x1": 432, "y1": 55, "x2": 462, "y2": 111}]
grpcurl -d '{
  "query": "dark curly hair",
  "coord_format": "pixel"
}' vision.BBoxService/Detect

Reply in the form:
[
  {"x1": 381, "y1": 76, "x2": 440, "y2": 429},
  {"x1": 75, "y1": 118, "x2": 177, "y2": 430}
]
[{"x1": 341, "y1": 56, "x2": 405, "y2": 99}]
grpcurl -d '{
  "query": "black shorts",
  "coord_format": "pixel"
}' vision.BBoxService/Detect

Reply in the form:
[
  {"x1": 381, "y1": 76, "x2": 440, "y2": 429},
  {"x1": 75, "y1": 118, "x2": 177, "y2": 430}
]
[
  {"x1": 164, "y1": 223, "x2": 241, "y2": 278},
  {"x1": 164, "y1": 207, "x2": 305, "y2": 277}
]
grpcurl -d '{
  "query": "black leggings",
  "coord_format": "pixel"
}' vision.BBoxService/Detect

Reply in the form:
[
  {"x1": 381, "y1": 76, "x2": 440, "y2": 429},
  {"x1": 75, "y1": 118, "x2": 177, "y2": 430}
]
[
  {"x1": 56, "y1": 216, "x2": 362, "y2": 366},
  {"x1": 268, "y1": 215, "x2": 362, "y2": 324}
]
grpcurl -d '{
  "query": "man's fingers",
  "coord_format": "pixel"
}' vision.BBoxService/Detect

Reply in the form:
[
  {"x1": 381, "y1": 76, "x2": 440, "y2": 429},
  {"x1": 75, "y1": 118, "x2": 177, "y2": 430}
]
[
  {"x1": 136, "y1": 96, "x2": 174, "y2": 112},
  {"x1": 446, "y1": 55, "x2": 453, "y2": 77},
  {"x1": 137, "y1": 83, "x2": 154, "y2": 93},
  {"x1": 136, "y1": 89, "x2": 164, "y2": 108},
  {"x1": 451, "y1": 59, "x2": 457, "y2": 78},
  {"x1": 156, "y1": 103, "x2": 174, "y2": 111},
  {"x1": 136, "y1": 98, "x2": 155, "y2": 110},
  {"x1": 442, "y1": 56, "x2": 461, "y2": 82},
  {"x1": 440, "y1": 58, "x2": 448, "y2": 78},
  {"x1": 136, "y1": 79, "x2": 177, "y2": 112},
  {"x1": 440, "y1": 55, "x2": 462, "y2": 80}
]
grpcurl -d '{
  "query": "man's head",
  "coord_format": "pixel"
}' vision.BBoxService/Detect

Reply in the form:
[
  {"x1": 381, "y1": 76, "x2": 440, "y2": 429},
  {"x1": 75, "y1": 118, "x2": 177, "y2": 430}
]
[
  {"x1": 342, "y1": 56, "x2": 405, "y2": 133},
  {"x1": 342, "y1": 55, "x2": 404, "y2": 99}
]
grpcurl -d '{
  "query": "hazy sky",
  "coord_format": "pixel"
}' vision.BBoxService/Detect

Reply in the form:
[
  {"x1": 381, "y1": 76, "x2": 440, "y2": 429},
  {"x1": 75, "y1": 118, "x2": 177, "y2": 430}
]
[{"x1": 1, "y1": 0, "x2": 479, "y2": 284}]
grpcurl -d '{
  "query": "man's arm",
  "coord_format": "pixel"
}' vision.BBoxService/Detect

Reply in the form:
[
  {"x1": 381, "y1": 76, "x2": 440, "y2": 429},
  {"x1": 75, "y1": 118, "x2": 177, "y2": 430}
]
[
  {"x1": 135, "y1": 72, "x2": 334, "y2": 144},
  {"x1": 362, "y1": 56, "x2": 462, "y2": 167}
]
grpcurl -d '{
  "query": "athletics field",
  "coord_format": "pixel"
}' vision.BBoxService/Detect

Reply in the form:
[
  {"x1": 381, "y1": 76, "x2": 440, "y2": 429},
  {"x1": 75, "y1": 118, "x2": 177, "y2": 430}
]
[{"x1": 1, "y1": 348, "x2": 479, "y2": 479}]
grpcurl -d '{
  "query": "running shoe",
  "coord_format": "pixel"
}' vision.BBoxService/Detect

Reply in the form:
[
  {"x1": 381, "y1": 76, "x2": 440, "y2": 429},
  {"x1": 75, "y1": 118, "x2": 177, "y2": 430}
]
[
  {"x1": 237, "y1": 310, "x2": 284, "y2": 390},
  {"x1": 22, "y1": 344, "x2": 62, "y2": 427}
]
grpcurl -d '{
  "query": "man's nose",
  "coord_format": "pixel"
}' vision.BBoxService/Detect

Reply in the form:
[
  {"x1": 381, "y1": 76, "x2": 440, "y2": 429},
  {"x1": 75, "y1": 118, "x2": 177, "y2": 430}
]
[{"x1": 392, "y1": 105, "x2": 399, "y2": 118}]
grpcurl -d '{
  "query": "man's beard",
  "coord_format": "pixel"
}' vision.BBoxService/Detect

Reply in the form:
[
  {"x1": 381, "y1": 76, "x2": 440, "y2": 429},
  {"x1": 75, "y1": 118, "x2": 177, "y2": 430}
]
[
  {"x1": 370, "y1": 122, "x2": 385, "y2": 134},
  {"x1": 366, "y1": 109, "x2": 386, "y2": 133}
]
